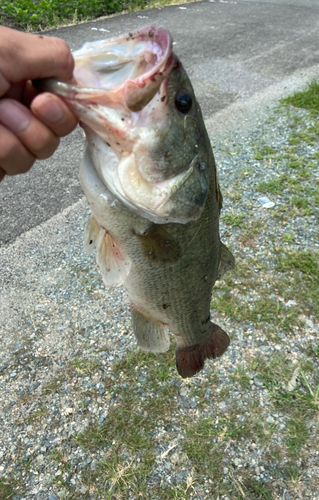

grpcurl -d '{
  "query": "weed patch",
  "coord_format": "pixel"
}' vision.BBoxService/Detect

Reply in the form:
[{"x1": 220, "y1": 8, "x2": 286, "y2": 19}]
[
  {"x1": 0, "y1": 0, "x2": 197, "y2": 31},
  {"x1": 24, "y1": 406, "x2": 48, "y2": 423},
  {"x1": 0, "y1": 0, "x2": 124, "y2": 31},
  {"x1": 243, "y1": 479, "x2": 274, "y2": 499},
  {"x1": 0, "y1": 477, "x2": 23, "y2": 500},
  {"x1": 254, "y1": 145, "x2": 277, "y2": 160},
  {"x1": 223, "y1": 213, "x2": 245, "y2": 227},
  {"x1": 281, "y1": 79, "x2": 319, "y2": 115}
]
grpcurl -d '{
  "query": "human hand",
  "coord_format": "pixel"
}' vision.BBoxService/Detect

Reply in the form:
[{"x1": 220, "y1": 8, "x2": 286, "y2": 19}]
[{"x1": 0, "y1": 26, "x2": 78, "y2": 182}]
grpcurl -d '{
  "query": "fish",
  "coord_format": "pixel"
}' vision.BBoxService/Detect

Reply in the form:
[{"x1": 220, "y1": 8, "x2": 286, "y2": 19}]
[{"x1": 39, "y1": 25, "x2": 235, "y2": 378}]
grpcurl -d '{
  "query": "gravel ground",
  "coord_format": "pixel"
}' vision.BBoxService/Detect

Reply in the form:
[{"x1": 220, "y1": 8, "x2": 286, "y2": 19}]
[{"x1": 0, "y1": 102, "x2": 318, "y2": 499}]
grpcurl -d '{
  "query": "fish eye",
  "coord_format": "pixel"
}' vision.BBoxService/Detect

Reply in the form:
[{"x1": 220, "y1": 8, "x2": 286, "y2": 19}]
[{"x1": 175, "y1": 89, "x2": 192, "y2": 114}]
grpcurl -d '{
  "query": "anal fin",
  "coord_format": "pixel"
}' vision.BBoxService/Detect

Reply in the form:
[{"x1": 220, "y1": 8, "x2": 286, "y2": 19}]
[
  {"x1": 96, "y1": 228, "x2": 131, "y2": 287},
  {"x1": 131, "y1": 307, "x2": 170, "y2": 353},
  {"x1": 217, "y1": 241, "x2": 235, "y2": 280},
  {"x1": 176, "y1": 322, "x2": 230, "y2": 378}
]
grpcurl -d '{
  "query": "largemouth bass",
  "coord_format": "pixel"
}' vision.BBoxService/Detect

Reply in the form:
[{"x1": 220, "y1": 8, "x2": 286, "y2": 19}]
[{"x1": 40, "y1": 25, "x2": 235, "y2": 378}]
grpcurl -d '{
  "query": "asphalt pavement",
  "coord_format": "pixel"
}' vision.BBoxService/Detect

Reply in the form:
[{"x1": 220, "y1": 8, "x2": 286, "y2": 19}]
[{"x1": 1, "y1": 0, "x2": 319, "y2": 245}]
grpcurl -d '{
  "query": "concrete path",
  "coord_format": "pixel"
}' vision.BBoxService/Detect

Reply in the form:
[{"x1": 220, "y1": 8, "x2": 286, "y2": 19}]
[{"x1": 1, "y1": 0, "x2": 319, "y2": 245}]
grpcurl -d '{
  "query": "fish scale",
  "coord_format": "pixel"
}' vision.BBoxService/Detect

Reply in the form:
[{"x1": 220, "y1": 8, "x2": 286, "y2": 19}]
[{"x1": 126, "y1": 182, "x2": 219, "y2": 335}]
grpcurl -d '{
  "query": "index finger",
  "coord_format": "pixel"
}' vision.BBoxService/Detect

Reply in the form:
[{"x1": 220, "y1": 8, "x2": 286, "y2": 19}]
[{"x1": 0, "y1": 27, "x2": 74, "y2": 91}]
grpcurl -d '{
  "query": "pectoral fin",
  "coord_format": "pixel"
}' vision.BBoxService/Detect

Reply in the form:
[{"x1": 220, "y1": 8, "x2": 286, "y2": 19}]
[
  {"x1": 134, "y1": 225, "x2": 181, "y2": 265},
  {"x1": 131, "y1": 307, "x2": 170, "y2": 353},
  {"x1": 96, "y1": 228, "x2": 131, "y2": 287},
  {"x1": 217, "y1": 241, "x2": 235, "y2": 280},
  {"x1": 84, "y1": 216, "x2": 100, "y2": 254}
]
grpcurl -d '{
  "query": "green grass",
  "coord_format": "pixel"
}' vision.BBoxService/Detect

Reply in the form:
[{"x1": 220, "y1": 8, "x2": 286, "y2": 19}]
[
  {"x1": 237, "y1": 86, "x2": 319, "y2": 338},
  {"x1": 251, "y1": 353, "x2": 318, "y2": 477},
  {"x1": 306, "y1": 342, "x2": 319, "y2": 357},
  {"x1": 254, "y1": 353, "x2": 318, "y2": 413},
  {"x1": 0, "y1": 477, "x2": 23, "y2": 500},
  {"x1": 254, "y1": 145, "x2": 277, "y2": 160},
  {"x1": 42, "y1": 374, "x2": 65, "y2": 394},
  {"x1": 0, "y1": 0, "x2": 194, "y2": 31},
  {"x1": 252, "y1": 354, "x2": 293, "y2": 388},
  {"x1": 70, "y1": 356, "x2": 102, "y2": 375},
  {"x1": 230, "y1": 365, "x2": 251, "y2": 389},
  {"x1": 242, "y1": 479, "x2": 274, "y2": 500},
  {"x1": 0, "y1": 478, "x2": 14, "y2": 500},
  {"x1": 0, "y1": 0, "x2": 125, "y2": 31},
  {"x1": 253, "y1": 82, "x2": 319, "y2": 221},
  {"x1": 276, "y1": 249, "x2": 319, "y2": 276},
  {"x1": 24, "y1": 406, "x2": 48, "y2": 423},
  {"x1": 286, "y1": 418, "x2": 308, "y2": 454},
  {"x1": 214, "y1": 91, "x2": 319, "y2": 498},
  {"x1": 257, "y1": 176, "x2": 286, "y2": 195},
  {"x1": 51, "y1": 448, "x2": 72, "y2": 472},
  {"x1": 281, "y1": 79, "x2": 319, "y2": 115},
  {"x1": 256, "y1": 159, "x2": 317, "y2": 217},
  {"x1": 181, "y1": 415, "x2": 224, "y2": 476},
  {"x1": 212, "y1": 246, "x2": 319, "y2": 335},
  {"x1": 222, "y1": 212, "x2": 245, "y2": 227}
]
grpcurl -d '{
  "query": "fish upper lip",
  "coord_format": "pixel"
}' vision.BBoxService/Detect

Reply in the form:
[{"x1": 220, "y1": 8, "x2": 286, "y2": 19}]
[{"x1": 124, "y1": 26, "x2": 173, "y2": 90}]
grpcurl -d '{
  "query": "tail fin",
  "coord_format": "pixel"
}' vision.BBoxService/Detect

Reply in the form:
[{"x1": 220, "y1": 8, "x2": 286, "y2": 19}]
[{"x1": 175, "y1": 322, "x2": 230, "y2": 378}]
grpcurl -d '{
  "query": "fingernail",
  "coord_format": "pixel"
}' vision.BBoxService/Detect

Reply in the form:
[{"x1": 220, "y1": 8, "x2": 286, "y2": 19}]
[
  {"x1": 0, "y1": 101, "x2": 30, "y2": 132},
  {"x1": 36, "y1": 95, "x2": 64, "y2": 123}
]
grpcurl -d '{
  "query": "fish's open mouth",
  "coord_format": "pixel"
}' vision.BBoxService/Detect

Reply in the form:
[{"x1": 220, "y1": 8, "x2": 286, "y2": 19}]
[{"x1": 38, "y1": 25, "x2": 174, "y2": 113}]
